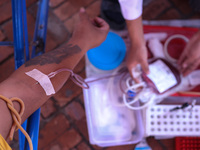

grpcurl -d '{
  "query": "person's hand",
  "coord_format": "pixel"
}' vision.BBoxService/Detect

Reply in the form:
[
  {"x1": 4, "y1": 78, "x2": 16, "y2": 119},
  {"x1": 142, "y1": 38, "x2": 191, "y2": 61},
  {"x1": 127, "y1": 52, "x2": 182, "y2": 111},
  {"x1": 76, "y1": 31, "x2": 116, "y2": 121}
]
[
  {"x1": 72, "y1": 8, "x2": 109, "y2": 50},
  {"x1": 178, "y1": 31, "x2": 200, "y2": 76},
  {"x1": 126, "y1": 44, "x2": 149, "y2": 83},
  {"x1": 125, "y1": 17, "x2": 149, "y2": 83}
]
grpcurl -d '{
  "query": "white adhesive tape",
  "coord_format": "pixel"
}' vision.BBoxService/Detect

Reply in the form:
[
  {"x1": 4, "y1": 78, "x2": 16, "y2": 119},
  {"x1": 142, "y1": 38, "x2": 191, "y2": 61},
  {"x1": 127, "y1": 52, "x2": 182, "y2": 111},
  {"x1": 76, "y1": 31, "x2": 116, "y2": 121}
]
[{"x1": 25, "y1": 69, "x2": 55, "y2": 96}]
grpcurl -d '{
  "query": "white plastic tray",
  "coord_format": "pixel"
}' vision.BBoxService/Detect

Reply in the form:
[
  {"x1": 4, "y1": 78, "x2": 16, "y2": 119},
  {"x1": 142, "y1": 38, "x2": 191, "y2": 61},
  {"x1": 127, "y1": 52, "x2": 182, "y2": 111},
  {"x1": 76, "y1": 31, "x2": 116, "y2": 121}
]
[
  {"x1": 83, "y1": 74, "x2": 144, "y2": 147},
  {"x1": 145, "y1": 104, "x2": 200, "y2": 136}
]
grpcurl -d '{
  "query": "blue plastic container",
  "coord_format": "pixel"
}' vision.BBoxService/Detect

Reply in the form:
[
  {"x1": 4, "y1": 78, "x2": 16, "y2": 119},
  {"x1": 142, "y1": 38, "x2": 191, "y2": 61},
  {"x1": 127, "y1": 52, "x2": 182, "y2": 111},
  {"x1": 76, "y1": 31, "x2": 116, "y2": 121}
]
[{"x1": 87, "y1": 32, "x2": 126, "y2": 70}]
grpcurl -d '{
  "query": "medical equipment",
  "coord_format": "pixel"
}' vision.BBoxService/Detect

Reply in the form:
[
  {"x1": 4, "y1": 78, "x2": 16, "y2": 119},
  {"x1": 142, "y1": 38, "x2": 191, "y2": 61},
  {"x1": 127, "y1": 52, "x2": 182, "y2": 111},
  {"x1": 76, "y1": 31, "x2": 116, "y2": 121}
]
[
  {"x1": 86, "y1": 56, "x2": 199, "y2": 111},
  {"x1": 83, "y1": 74, "x2": 144, "y2": 147},
  {"x1": 121, "y1": 58, "x2": 181, "y2": 110},
  {"x1": 143, "y1": 58, "x2": 181, "y2": 94},
  {"x1": 163, "y1": 34, "x2": 189, "y2": 63},
  {"x1": 145, "y1": 103, "x2": 200, "y2": 137},
  {"x1": 148, "y1": 38, "x2": 165, "y2": 58},
  {"x1": 25, "y1": 69, "x2": 56, "y2": 96},
  {"x1": 26, "y1": 68, "x2": 89, "y2": 96},
  {"x1": 86, "y1": 31, "x2": 200, "y2": 111},
  {"x1": 84, "y1": 26, "x2": 200, "y2": 147}
]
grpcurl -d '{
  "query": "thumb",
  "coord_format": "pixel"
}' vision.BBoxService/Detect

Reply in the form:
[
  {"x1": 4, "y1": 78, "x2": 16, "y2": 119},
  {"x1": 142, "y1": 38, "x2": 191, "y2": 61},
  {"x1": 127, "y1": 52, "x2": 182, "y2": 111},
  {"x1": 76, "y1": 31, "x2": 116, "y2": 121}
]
[
  {"x1": 128, "y1": 64, "x2": 140, "y2": 83},
  {"x1": 79, "y1": 7, "x2": 89, "y2": 21},
  {"x1": 141, "y1": 60, "x2": 150, "y2": 74}
]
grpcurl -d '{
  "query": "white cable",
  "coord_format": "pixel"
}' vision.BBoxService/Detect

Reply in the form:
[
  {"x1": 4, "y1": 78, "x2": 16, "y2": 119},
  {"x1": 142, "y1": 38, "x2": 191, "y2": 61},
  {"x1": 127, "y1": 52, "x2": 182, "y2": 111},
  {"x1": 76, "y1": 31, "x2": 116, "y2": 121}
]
[
  {"x1": 106, "y1": 67, "x2": 156, "y2": 110},
  {"x1": 123, "y1": 82, "x2": 146, "y2": 105},
  {"x1": 163, "y1": 34, "x2": 189, "y2": 63},
  {"x1": 123, "y1": 92, "x2": 156, "y2": 110},
  {"x1": 126, "y1": 79, "x2": 145, "y2": 90},
  {"x1": 122, "y1": 77, "x2": 156, "y2": 110}
]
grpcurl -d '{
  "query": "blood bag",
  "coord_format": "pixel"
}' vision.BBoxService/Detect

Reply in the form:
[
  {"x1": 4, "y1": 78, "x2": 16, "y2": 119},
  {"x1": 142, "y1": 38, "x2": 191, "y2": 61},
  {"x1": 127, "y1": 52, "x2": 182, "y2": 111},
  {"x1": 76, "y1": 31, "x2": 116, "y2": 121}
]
[{"x1": 142, "y1": 58, "x2": 181, "y2": 94}]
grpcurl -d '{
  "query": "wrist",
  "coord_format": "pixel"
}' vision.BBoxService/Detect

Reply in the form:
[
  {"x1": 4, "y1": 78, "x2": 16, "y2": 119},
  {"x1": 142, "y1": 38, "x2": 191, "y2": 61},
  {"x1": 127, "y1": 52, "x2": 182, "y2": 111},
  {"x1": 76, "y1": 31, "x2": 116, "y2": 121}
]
[
  {"x1": 131, "y1": 42, "x2": 146, "y2": 50},
  {"x1": 70, "y1": 31, "x2": 94, "y2": 52},
  {"x1": 68, "y1": 36, "x2": 90, "y2": 53}
]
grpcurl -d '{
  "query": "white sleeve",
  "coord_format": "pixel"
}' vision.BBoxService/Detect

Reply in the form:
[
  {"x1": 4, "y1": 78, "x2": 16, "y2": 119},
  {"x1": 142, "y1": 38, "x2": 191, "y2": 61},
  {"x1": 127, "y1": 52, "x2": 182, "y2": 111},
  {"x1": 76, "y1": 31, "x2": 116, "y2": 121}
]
[{"x1": 118, "y1": 0, "x2": 143, "y2": 20}]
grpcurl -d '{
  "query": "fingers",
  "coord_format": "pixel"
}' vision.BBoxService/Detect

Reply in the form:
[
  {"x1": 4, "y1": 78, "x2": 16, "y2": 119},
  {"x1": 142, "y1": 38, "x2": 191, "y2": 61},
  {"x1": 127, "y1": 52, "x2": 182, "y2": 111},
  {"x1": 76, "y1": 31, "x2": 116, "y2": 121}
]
[
  {"x1": 179, "y1": 55, "x2": 194, "y2": 72},
  {"x1": 126, "y1": 56, "x2": 139, "y2": 83},
  {"x1": 178, "y1": 41, "x2": 200, "y2": 76},
  {"x1": 93, "y1": 17, "x2": 110, "y2": 30},
  {"x1": 79, "y1": 8, "x2": 109, "y2": 32},
  {"x1": 128, "y1": 65, "x2": 140, "y2": 83},
  {"x1": 178, "y1": 31, "x2": 200, "y2": 75},
  {"x1": 140, "y1": 59, "x2": 150, "y2": 74},
  {"x1": 177, "y1": 46, "x2": 188, "y2": 66},
  {"x1": 130, "y1": 59, "x2": 149, "y2": 83},
  {"x1": 182, "y1": 59, "x2": 200, "y2": 76},
  {"x1": 131, "y1": 59, "x2": 149, "y2": 83}
]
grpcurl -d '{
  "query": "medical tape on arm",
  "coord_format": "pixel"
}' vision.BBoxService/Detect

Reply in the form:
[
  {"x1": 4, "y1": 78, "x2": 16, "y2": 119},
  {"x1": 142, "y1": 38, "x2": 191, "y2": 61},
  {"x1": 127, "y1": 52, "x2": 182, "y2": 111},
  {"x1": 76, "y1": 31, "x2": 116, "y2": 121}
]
[{"x1": 25, "y1": 69, "x2": 55, "y2": 96}]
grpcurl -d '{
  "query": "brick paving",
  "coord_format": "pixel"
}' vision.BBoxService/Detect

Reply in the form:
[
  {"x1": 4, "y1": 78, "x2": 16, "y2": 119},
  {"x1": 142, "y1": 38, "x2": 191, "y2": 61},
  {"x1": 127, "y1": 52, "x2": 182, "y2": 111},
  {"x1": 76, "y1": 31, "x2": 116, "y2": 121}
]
[{"x1": 0, "y1": 0, "x2": 200, "y2": 150}]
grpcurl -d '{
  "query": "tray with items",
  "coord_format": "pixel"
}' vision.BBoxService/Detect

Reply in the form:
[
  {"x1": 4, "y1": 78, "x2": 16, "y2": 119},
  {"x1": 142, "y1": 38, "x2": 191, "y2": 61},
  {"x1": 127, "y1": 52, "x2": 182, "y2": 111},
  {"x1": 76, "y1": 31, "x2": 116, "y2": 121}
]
[
  {"x1": 83, "y1": 73, "x2": 144, "y2": 147},
  {"x1": 83, "y1": 26, "x2": 200, "y2": 147},
  {"x1": 145, "y1": 102, "x2": 200, "y2": 137}
]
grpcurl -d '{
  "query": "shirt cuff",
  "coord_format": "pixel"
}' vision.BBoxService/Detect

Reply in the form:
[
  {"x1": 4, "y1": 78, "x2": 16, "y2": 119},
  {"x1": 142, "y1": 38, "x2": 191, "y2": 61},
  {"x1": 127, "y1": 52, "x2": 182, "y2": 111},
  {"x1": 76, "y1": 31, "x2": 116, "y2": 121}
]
[{"x1": 118, "y1": 0, "x2": 143, "y2": 20}]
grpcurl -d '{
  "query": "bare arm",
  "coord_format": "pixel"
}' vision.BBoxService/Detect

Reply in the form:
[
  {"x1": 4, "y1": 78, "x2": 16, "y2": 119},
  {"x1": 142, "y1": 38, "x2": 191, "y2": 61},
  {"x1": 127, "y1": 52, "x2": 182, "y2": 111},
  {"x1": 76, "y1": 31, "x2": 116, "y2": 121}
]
[
  {"x1": 0, "y1": 8, "x2": 109, "y2": 139},
  {"x1": 178, "y1": 30, "x2": 200, "y2": 76},
  {"x1": 125, "y1": 16, "x2": 149, "y2": 82}
]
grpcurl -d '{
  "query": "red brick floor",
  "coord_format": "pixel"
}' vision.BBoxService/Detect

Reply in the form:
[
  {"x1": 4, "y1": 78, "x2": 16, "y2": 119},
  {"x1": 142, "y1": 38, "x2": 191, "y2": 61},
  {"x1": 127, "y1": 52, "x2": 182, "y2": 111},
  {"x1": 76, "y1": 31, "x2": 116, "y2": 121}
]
[{"x1": 1, "y1": 0, "x2": 200, "y2": 149}]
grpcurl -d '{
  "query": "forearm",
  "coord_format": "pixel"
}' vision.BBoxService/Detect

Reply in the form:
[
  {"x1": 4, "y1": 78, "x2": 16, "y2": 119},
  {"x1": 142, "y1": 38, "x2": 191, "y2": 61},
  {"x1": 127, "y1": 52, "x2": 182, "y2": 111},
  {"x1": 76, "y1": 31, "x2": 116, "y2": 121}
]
[
  {"x1": 0, "y1": 7, "x2": 109, "y2": 139},
  {"x1": 125, "y1": 16, "x2": 149, "y2": 77},
  {"x1": 0, "y1": 37, "x2": 87, "y2": 139},
  {"x1": 126, "y1": 16, "x2": 145, "y2": 48}
]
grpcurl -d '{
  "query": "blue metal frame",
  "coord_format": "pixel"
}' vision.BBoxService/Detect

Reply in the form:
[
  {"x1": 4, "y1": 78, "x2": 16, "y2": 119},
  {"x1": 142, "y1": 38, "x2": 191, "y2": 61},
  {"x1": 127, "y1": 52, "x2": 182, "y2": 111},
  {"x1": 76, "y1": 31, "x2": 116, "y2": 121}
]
[
  {"x1": 22, "y1": 0, "x2": 30, "y2": 62},
  {"x1": 31, "y1": 0, "x2": 49, "y2": 58},
  {"x1": 11, "y1": 0, "x2": 27, "y2": 149},
  {"x1": 0, "y1": 42, "x2": 14, "y2": 46},
  {"x1": 10, "y1": 0, "x2": 49, "y2": 149},
  {"x1": 11, "y1": 0, "x2": 25, "y2": 69}
]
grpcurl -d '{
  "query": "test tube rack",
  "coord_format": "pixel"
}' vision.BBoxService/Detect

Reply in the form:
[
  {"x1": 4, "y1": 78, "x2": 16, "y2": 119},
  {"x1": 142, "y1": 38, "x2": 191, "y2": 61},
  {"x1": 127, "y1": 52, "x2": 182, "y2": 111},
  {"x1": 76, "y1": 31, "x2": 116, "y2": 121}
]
[{"x1": 145, "y1": 104, "x2": 200, "y2": 136}]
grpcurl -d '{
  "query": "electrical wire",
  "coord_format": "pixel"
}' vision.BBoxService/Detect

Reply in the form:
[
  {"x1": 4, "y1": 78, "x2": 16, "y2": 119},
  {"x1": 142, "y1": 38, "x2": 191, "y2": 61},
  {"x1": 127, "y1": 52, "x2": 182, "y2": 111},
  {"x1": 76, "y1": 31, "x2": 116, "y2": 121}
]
[{"x1": 0, "y1": 95, "x2": 33, "y2": 150}]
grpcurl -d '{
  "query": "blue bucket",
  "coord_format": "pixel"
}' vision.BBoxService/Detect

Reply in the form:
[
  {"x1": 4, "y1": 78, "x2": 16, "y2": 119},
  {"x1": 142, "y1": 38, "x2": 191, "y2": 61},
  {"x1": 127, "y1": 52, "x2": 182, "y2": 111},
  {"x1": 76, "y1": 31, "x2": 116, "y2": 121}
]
[{"x1": 87, "y1": 32, "x2": 126, "y2": 70}]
